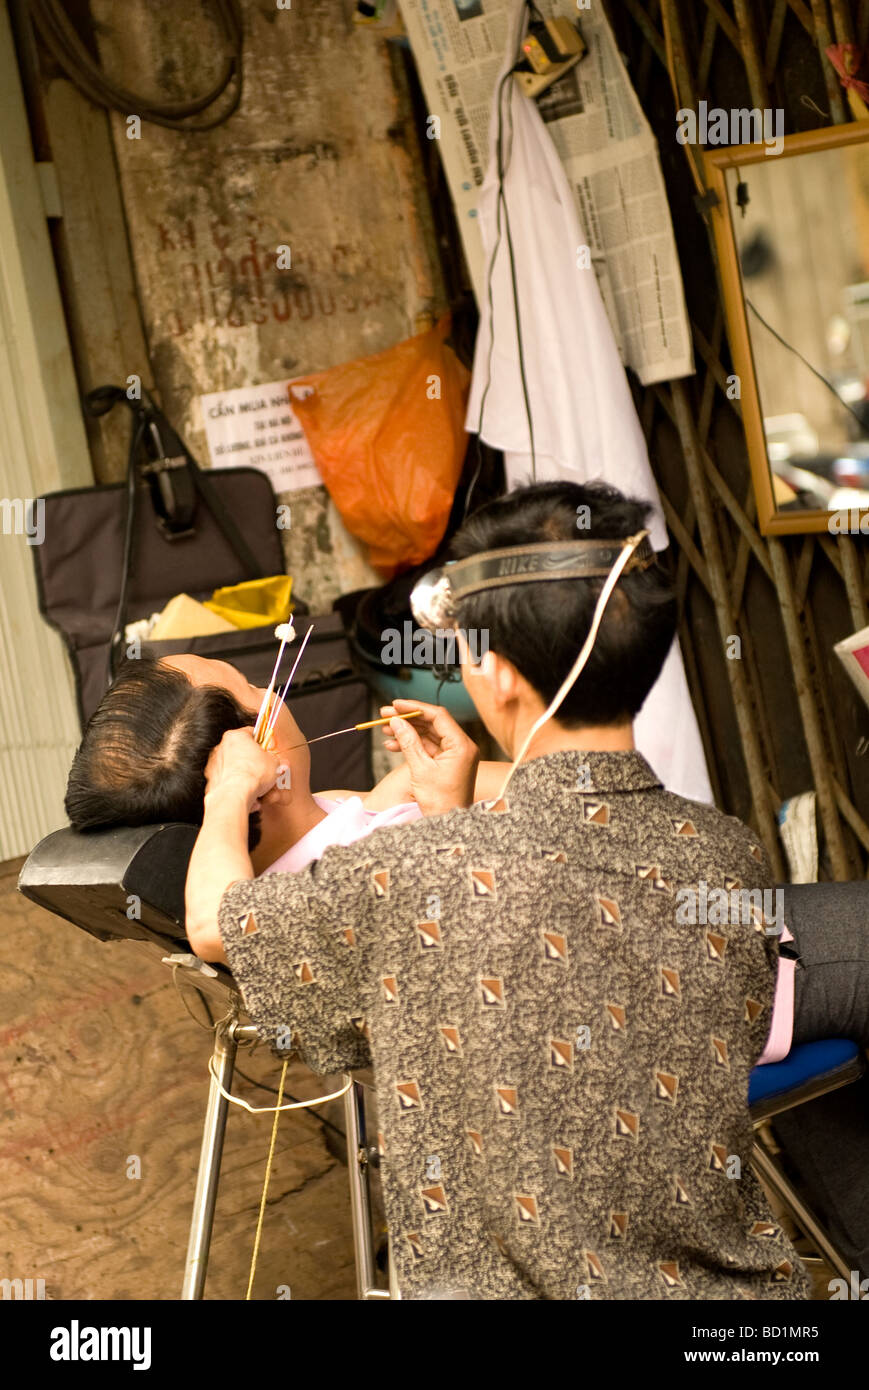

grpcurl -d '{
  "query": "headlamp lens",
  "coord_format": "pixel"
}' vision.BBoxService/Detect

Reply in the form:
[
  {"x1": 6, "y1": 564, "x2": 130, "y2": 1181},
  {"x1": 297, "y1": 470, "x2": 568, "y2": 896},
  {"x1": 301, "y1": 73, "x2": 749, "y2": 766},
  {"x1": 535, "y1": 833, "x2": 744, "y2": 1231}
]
[{"x1": 409, "y1": 568, "x2": 455, "y2": 632}]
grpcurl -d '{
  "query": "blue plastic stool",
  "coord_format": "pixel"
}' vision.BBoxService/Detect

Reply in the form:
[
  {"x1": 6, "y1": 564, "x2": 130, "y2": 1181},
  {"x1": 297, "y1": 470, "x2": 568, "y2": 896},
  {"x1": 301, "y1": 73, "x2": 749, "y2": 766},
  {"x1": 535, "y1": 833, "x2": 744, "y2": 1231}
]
[{"x1": 749, "y1": 1039, "x2": 865, "y2": 1281}]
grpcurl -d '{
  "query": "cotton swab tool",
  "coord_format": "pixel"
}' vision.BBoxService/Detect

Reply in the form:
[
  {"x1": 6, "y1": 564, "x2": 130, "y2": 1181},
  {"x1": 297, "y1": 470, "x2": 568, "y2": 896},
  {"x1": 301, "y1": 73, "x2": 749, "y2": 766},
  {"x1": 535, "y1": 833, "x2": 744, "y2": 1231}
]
[
  {"x1": 282, "y1": 709, "x2": 423, "y2": 752},
  {"x1": 260, "y1": 622, "x2": 315, "y2": 745},
  {"x1": 253, "y1": 620, "x2": 295, "y2": 744}
]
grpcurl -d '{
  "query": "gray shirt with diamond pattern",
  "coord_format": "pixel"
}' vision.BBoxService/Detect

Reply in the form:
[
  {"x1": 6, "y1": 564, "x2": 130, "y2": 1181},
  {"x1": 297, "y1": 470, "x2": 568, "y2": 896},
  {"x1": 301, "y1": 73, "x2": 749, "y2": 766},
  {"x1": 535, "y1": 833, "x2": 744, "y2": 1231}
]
[{"x1": 219, "y1": 749, "x2": 809, "y2": 1300}]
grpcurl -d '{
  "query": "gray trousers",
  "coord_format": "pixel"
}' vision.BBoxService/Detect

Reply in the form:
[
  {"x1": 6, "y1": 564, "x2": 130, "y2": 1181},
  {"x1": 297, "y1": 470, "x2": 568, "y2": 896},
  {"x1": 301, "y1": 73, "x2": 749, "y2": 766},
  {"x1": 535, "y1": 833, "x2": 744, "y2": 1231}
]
[{"x1": 771, "y1": 883, "x2": 869, "y2": 1278}]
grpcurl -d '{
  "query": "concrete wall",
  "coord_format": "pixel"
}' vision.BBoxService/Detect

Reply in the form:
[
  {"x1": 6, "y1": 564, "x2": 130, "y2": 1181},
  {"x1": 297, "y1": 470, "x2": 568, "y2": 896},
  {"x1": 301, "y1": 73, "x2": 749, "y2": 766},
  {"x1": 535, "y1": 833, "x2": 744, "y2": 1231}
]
[
  {"x1": 0, "y1": 3, "x2": 93, "y2": 857},
  {"x1": 90, "y1": 0, "x2": 446, "y2": 608}
]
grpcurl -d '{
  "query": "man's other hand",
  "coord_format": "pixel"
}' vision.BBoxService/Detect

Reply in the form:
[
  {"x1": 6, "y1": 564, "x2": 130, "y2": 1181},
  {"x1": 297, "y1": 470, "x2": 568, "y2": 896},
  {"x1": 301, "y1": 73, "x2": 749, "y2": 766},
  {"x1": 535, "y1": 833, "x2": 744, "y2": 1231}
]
[
  {"x1": 204, "y1": 727, "x2": 283, "y2": 811},
  {"x1": 381, "y1": 698, "x2": 480, "y2": 816}
]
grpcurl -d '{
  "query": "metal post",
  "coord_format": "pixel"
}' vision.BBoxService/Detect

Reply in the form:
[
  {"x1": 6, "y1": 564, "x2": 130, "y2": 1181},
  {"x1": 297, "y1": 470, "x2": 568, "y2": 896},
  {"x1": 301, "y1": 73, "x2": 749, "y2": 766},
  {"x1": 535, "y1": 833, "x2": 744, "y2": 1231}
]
[
  {"x1": 670, "y1": 381, "x2": 785, "y2": 878},
  {"x1": 751, "y1": 1140, "x2": 851, "y2": 1281},
  {"x1": 181, "y1": 1018, "x2": 237, "y2": 1299},
  {"x1": 344, "y1": 1079, "x2": 390, "y2": 1299}
]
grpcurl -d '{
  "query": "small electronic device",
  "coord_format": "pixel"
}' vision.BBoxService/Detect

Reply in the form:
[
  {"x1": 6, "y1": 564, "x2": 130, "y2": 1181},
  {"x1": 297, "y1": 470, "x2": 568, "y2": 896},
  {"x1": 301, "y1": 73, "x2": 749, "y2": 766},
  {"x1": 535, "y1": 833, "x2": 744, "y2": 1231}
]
[
  {"x1": 354, "y1": 0, "x2": 400, "y2": 30},
  {"x1": 514, "y1": 16, "x2": 586, "y2": 99}
]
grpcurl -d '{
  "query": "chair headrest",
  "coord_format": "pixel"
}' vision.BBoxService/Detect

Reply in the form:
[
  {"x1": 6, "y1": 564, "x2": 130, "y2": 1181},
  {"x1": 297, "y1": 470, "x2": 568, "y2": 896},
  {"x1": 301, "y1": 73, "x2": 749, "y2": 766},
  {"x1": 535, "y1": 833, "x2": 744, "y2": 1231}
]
[{"x1": 18, "y1": 822, "x2": 198, "y2": 947}]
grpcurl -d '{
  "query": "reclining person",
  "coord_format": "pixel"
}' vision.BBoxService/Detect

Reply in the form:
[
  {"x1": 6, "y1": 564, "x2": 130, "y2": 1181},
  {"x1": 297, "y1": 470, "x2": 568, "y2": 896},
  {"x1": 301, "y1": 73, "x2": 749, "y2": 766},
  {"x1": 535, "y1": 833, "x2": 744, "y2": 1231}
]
[{"x1": 64, "y1": 652, "x2": 505, "y2": 874}]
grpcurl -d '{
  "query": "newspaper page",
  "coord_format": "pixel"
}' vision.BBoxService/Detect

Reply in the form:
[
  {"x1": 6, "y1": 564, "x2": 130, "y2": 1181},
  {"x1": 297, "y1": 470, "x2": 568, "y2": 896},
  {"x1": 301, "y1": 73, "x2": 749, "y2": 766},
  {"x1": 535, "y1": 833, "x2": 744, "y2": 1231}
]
[
  {"x1": 399, "y1": 0, "x2": 693, "y2": 384},
  {"x1": 396, "y1": 0, "x2": 508, "y2": 272}
]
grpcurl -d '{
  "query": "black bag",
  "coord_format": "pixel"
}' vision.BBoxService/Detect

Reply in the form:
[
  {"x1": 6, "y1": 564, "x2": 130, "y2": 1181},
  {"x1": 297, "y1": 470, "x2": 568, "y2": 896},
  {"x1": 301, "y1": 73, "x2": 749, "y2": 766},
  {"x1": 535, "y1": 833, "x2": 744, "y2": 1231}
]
[{"x1": 32, "y1": 387, "x2": 372, "y2": 791}]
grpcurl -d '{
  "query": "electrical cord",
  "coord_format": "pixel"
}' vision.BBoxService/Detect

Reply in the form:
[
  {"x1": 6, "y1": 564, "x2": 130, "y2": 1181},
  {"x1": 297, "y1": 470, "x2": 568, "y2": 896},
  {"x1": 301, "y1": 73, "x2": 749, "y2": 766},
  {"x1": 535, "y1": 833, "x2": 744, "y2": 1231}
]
[
  {"x1": 746, "y1": 298, "x2": 869, "y2": 435},
  {"x1": 501, "y1": 3, "x2": 538, "y2": 476},
  {"x1": 171, "y1": 967, "x2": 348, "y2": 1140},
  {"x1": 105, "y1": 407, "x2": 146, "y2": 688},
  {"x1": 28, "y1": 0, "x2": 244, "y2": 131},
  {"x1": 472, "y1": 1, "x2": 537, "y2": 501},
  {"x1": 472, "y1": 68, "x2": 516, "y2": 457},
  {"x1": 208, "y1": 1058, "x2": 352, "y2": 1116},
  {"x1": 495, "y1": 532, "x2": 649, "y2": 802}
]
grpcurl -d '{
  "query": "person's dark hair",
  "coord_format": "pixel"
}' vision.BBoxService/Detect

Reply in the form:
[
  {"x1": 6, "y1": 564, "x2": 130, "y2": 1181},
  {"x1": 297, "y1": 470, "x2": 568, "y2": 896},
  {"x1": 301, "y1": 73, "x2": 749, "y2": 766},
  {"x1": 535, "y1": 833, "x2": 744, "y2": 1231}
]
[
  {"x1": 65, "y1": 656, "x2": 261, "y2": 848},
  {"x1": 448, "y1": 481, "x2": 676, "y2": 726}
]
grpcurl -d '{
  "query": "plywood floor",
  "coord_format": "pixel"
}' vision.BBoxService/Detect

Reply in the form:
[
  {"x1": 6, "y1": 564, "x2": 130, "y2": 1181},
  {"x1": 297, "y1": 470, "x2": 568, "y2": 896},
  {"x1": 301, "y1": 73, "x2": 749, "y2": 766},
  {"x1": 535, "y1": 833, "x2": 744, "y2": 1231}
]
[{"x1": 0, "y1": 856, "x2": 365, "y2": 1302}]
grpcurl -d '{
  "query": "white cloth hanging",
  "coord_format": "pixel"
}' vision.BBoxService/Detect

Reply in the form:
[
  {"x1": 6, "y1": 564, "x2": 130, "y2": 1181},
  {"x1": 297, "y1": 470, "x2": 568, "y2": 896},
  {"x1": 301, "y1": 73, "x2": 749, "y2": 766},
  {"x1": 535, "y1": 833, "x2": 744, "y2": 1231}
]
[{"x1": 466, "y1": 2, "x2": 713, "y2": 804}]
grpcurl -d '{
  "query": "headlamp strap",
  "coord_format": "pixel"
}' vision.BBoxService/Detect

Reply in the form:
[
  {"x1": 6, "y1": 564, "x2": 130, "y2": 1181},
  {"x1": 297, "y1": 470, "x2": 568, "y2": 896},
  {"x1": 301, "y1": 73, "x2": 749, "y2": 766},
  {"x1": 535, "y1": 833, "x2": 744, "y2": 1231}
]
[{"x1": 446, "y1": 534, "x2": 656, "y2": 604}]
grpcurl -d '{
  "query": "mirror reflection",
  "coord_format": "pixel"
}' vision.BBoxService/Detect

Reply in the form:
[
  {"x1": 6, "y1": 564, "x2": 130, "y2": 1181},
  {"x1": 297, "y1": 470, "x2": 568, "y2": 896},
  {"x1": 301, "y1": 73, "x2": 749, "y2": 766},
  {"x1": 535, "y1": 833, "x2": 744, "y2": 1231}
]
[{"x1": 727, "y1": 147, "x2": 869, "y2": 514}]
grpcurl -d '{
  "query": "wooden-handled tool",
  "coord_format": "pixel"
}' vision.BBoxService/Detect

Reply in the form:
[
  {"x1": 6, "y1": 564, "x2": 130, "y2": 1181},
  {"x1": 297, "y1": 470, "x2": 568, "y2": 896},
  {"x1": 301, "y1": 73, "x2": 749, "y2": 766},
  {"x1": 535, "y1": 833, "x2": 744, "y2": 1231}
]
[{"x1": 284, "y1": 710, "x2": 423, "y2": 752}]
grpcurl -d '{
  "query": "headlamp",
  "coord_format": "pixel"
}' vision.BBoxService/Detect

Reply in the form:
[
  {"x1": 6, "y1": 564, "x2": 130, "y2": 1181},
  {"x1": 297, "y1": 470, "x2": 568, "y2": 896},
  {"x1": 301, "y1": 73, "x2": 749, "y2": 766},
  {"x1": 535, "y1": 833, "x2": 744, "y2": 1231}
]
[{"x1": 410, "y1": 533, "x2": 655, "y2": 632}]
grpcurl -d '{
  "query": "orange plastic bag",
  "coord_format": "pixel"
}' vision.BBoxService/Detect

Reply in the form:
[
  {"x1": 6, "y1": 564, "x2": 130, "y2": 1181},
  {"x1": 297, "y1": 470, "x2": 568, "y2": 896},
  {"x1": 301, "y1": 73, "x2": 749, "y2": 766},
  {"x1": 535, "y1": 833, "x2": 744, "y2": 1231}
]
[{"x1": 289, "y1": 316, "x2": 470, "y2": 577}]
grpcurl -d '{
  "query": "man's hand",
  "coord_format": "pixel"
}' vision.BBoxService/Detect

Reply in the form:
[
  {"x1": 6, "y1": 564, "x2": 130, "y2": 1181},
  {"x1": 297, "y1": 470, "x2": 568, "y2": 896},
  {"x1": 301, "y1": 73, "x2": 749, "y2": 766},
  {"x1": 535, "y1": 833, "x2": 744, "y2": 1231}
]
[
  {"x1": 380, "y1": 698, "x2": 479, "y2": 816},
  {"x1": 187, "y1": 726, "x2": 281, "y2": 964},
  {"x1": 204, "y1": 727, "x2": 283, "y2": 811}
]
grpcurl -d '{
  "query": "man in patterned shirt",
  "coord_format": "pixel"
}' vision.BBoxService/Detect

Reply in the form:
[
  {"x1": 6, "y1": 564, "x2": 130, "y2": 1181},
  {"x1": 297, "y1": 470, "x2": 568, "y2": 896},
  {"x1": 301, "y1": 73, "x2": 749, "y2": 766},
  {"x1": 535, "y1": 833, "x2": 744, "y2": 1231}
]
[{"x1": 185, "y1": 481, "x2": 809, "y2": 1300}]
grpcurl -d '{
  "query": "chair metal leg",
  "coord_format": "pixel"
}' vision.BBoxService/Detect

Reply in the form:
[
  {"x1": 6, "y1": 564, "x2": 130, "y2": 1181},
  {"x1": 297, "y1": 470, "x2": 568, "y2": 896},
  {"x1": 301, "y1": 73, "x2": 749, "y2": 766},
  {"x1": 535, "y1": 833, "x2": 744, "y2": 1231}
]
[
  {"x1": 181, "y1": 1019, "x2": 238, "y2": 1299},
  {"x1": 344, "y1": 1079, "x2": 390, "y2": 1299},
  {"x1": 181, "y1": 1017, "x2": 390, "y2": 1300},
  {"x1": 751, "y1": 1137, "x2": 852, "y2": 1282}
]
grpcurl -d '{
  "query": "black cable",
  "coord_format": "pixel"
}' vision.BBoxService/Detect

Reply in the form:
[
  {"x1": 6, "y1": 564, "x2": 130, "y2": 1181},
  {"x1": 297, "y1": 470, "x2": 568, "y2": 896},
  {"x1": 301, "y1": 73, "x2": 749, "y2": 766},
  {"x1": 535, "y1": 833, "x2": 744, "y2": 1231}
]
[
  {"x1": 28, "y1": 0, "x2": 243, "y2": 131},
  {"x1": 500, "y1": 140, "x2": 537, "y2": 480},
  {"x1": 473, "y1": 69, "x2": 514, "y2": 443},
  {"x1": 461, "y1": 435, "x2": 485, "y2": 522},
  {"x1": 746, "y1": 298, "x2": 869, "y2": 436},
  {"x1": 105, "y1": 408, "x2": 146, "y2": 688},
  {"x1": 177, "y1": 975, "x2": 347, "y2": 1140},
  {"x1": 472, "y1": 4, "x2": 537, "y2": 493}
]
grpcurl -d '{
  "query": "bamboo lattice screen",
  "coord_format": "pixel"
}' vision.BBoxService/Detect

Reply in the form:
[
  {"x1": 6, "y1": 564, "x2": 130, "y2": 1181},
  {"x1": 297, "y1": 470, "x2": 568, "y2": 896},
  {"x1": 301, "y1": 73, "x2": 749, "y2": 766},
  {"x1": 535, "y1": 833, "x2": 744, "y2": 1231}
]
[{"x1": 608, "y1": 0, "x2": 869, "y2": 880}]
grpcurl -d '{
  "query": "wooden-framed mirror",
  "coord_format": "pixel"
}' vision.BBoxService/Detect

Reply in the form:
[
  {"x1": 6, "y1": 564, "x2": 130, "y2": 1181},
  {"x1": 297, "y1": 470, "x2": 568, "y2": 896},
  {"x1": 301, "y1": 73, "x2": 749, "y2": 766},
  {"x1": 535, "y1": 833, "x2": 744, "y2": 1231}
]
[{"x1": 706, "y1": 123, "x2": 869, "y2": 535}]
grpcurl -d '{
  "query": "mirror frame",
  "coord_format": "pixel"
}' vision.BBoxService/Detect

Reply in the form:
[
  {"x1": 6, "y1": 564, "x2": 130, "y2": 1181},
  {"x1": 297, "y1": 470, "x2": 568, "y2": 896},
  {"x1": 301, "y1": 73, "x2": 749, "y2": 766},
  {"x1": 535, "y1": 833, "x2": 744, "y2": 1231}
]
[{"x1": 705, "y1": 123, "x2": 869, "y2": 535}]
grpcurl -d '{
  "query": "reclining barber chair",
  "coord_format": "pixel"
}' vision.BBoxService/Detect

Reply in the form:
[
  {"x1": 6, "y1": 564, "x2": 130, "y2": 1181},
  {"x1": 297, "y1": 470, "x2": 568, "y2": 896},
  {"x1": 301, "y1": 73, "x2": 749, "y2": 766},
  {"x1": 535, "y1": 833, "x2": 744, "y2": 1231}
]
[
  {"x1": 19, "y1": 834, "x2": 868, "y2": 1297},
  {"x1": 748, "y1": 881, "x2": 868, "y2": 1283},
  {"x1": 18, "y1": 823, "x2": 388, "y2": 1300},
  {"x1": 749, "y1": 1038, "x2": 864, "y2": 1280}
]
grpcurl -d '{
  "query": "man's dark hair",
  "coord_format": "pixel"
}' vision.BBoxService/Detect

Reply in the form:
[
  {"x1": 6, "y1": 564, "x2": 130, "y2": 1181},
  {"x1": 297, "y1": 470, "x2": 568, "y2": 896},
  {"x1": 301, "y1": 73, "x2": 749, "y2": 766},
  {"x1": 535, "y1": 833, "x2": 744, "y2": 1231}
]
[
  {"x1": 449, "y1": 481, "x2": 676, "y2": 727},
  {"x1": 65, "y1": 656, "x2": 261, "y2": 847}
]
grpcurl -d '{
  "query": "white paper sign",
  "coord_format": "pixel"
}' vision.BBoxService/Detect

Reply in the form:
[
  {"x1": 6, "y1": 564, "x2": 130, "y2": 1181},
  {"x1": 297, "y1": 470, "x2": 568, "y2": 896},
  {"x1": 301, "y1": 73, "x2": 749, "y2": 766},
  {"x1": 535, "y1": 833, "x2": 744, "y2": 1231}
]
[{"x1": 199, "y1": 380, "x2": 321, "y2": 492}]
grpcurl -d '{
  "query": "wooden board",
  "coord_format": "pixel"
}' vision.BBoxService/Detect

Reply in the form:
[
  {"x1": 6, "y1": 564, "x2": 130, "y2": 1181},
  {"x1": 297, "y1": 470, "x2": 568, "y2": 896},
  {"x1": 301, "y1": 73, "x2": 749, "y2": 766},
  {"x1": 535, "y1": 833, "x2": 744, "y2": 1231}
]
[{"x1": 0, "y1": 857, "x2": 361, "y2": 1301}]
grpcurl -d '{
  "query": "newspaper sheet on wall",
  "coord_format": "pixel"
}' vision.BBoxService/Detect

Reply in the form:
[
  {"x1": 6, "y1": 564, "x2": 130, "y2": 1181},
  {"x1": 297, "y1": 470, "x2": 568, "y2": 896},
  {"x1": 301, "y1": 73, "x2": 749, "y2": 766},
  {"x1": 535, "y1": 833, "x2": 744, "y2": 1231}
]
[{"x1": 398, "y1": 0, "x2": 693, "y2": 384}]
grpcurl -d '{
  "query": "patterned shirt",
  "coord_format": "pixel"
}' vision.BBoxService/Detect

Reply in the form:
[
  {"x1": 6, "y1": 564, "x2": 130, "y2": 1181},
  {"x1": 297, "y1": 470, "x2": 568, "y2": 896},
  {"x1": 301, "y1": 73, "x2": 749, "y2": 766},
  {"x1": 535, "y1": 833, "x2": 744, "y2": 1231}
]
[{"x1": 219, "y1": 749, "x2": 809, "y2": 1301}]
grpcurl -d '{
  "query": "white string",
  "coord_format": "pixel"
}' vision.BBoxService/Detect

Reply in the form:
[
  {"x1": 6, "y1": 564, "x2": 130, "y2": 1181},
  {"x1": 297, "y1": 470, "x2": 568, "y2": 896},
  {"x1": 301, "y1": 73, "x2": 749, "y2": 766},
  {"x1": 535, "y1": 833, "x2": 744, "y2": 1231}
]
[
  {"x1": 495, "y1": 531, "x2": 650, "y2": 804},
  {"x1": 208, "y1": 1055, "x2": 353, "y2": 1114}
]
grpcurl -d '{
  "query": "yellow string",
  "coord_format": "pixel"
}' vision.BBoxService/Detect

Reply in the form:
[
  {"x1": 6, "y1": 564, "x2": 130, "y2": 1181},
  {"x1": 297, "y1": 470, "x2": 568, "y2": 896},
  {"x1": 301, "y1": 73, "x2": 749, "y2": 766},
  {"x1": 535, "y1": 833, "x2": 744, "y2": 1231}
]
[{"x1": 245, "y1": 1057, "x2": 289, "y2": 1300}]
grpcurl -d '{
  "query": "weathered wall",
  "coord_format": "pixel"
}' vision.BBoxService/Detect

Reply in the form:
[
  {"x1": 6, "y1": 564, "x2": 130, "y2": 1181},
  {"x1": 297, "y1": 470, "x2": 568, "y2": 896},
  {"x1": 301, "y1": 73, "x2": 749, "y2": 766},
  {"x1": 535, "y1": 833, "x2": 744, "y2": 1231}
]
[{"x1": 89, "y1": 0, "x2": 445, "y2": 608}]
